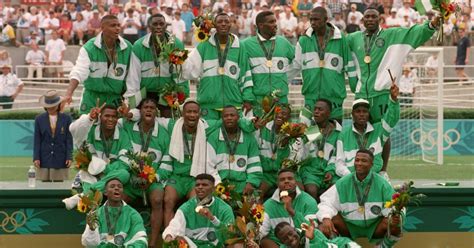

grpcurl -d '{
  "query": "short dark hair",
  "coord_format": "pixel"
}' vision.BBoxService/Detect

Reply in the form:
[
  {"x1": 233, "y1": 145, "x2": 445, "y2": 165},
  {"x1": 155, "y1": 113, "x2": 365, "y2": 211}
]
[
  {"x1": 316, "y1": 98, "x2": 333, "y2": 111},
  {"x1": 274, "y1": 221, "x2": 292, "y2": 237},
  {"x1": 101, "y1": 105, "x2": 118, "y2": 114},
  {"x1": 278, "y1": 168, "x2": 295, "y2": 176},
  {"x1": 183, "y1": 100, "x2": 200, "y2": 111},
  {"x1": 356, "y1": 148, "x2": 374, "y2": 161},
  {"x1": 147, "y1": 13, "x2": 165, "y2": 26},
  {"x1": 256, "y1": 11, "x2": 274, "y2": 26},
  {"x1": 105, "y1": 177, "x2": 122, "y2": 188},
  {"x1": 101, "y1": 15, "x2": 119, "y2": 24},
  {"x1": 364, "y1": 8, "x2": 380, "y2": 15},
  {"x1": 223, "y1": 105, "x2": 237, "y2": 111},
  {"x1": 195, "y1": 174, "x2": 215, "y2": 184},
  {"x1": 137, "y1": 98, "x2": 158, "y2": 109},
  {"x1": 214, "y1": 12, "x2": 229, "y2": 22},
  {"x1": 311, "y1": 6, "x2": 328, "y2": 18}
]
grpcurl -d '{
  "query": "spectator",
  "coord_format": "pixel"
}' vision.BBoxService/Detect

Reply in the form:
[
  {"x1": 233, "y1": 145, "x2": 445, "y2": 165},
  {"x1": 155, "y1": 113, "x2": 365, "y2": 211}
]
[
  {"x1": 45, "y1": 31, "x2": 66, "y2": 78},
  {"x1": 0, "y1": 50, "x2": 12, "y2": 68},
  {"x1": 327, "y1": 0, "x2": 347, "y2": 16},
  {"x1": 25, "y1": 42, "x2": 46, "y2": 79},
  {"x1": 64, "y1": 3, "x2": 77, "y2": 21},
  {"x1": 24, "y1": 31, "x2": 42, "y2": 46},
  {"x1": 280, "y1": 6, "x2": 298, "y2": 44},
  {"x1": 386, "y1": 8, "x2": 402, "y2": 27},
  {"x1": 241, "y1": 0, "x2": 253, "y2": 12},
  {"x1": 442, "y1": 18, "x2": 454, "y2": 46},
  {"x1": 298, "y1": 0, "x2": 314, "y2": 15},
  {"x1": 29, "y1": 6, "x2": 41, "y2": 31},
  {"x1": 238, "y1": 10, "x2": 253, "y2": 39},
  {"x1": 401, "y1": 14, "x2": 413, "y2": 28},
  {"x1": 171, "y1": 11, "x2": 186, "y2": 41},
  {"x1": 162, "y1": 5, "x2": 174, "y2": 33},
  {"x1": 41, "y1": 11, "x2": 60, "y2": 42},
  {"x1": 212, "y1": 0, "x2": 227, "y2": 13},
  {"x1": 0, "y1": 23, "x2": 17, "y2": 46},
  {"x1": 424, "y1": 54, "x2": 438, "y2": 82},
  {"x1": 397, "y1": 0, "x2": 416, "y2": 21},
  {"x1": 117, "y1": 4, "x2": 127, "y2": 23},
  {"x1": 81, "y1": 2, "x2": 93, "y2": 22},
  {"x1": 124, "y1": 0, "x2": 142, "y2": 12},
  {"x1": 0, "y1": 64, "x2": 24, "y2": 109},
  {"x1": 347, "y1": 3, "x2": 363, "y2": 25},
  {"x1": 399, "y1": 66, "x2": 416, "y2": 107},
  {"x1": 16, "y1": 7, "x2": 31, "y2": 45},
  {"x1": 455, "y1": 27, "x2": 470, "y2": 83},
  {"x1": 346, "y1": 14, "x2": 361, "y2": 33},
  {"x1": 87, "y1": 10, "x2": 101, "y2": 38},
  {"x1": 121, "y1": 8, "x2": 141, "y2": 44},
  {"x1": 34, "y1": 90, "x2": 73, "y2": 182},
  {"x1": 72, "y1": 12, "x2": 87, "y2": 45},
  {"x1": 330, "y1": 12, "x2": 346, "y2": 31},
  {"x1": 58, "y1": 14, "x2": 73, "y2": 44},
  {"x1": 180, "y1": 3, "x2": 195, "y2": 45},
  {"x1": 297, "y1": 13, "x2": 311, "y2": 37}
]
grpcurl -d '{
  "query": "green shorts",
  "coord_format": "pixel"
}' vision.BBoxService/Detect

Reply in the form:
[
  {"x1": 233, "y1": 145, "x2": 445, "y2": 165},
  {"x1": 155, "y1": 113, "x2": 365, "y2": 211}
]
[
  {"x1": 304, "y1": 98, "x2": 344, "y2": 121},
  {"x1": 366, "y1": 94, "x2": 389, "y2": 123},
  {"x1": 346, "y1": 218, "x2": 382, "y2": 241},
  {"x1": 79, "y1": 89, "x2": 122, "y2": 114},
  {"x1": 124, "y1": 181, "x2": 163, "y2": 200},
  {"x1": 165, "y1": 174, "x2": 195, "y2": 198}
]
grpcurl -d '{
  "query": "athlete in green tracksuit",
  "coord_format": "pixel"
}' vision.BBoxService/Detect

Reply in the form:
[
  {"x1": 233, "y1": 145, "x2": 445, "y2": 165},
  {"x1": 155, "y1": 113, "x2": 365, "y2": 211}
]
[
  {"x1": 290, "y1": 7, "x2": 357, "y2": 123},
  {"x1": 334, "y1": 84, "x2": 399, "y2": 178},
  {"x1": 81, "y1": 178, "x2": 148, "y2": 248},
  {"x1": 260, "y1": 169, "x2": 318, "y2": 247},
  {"x1": 66, "y1": 15, "x2": 132, "y2": 114},
  {"x1": 299, "y1": 99, "x2": 342, "y2": 200},
  {"x1": 182, "y1": 13, "x2": 254, "y2": 119},
  {"x1": 163, "y1": 174, "x2": 234, "y2": 247},
  {"x1": 347, "y1": 9, "x2": 439, "y2": 122},
  {"x1": 241, "y1": 11, "x2": 295, "y2": 117},
  {"x1": 206, "y1": 106, "x2": 262, "y2": 194},
  {"x1": 318, "y1": 149, "x2": 403, "y2": 247},
  {"x1": 125, "y1": 14, "x2": 189, "y2": 116}
]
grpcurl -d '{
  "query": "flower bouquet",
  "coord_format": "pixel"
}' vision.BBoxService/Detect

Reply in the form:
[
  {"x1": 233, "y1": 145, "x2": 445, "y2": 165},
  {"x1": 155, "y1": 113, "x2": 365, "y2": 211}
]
[
  {"x1": 160, "y1": 83, "x2": 187, "y2": 119},
  {"x1": 384, "y1": 181, "x2": 426, "y2": 235},
  {"x1": 193, "y1": 12, "x2": 214, "y2": 42},
  {"x1": 415, "y1": 0, "x2": 461, "y2": 43},
  {"x1": 74, "y1": 141, "x2": 92, "y2": 171},
  {"x1": 277, "y1": 122, "x2": 307, "y2": 148},
  {"x1": 163, "y1": 238, "x2": 189, "y2": 248},
  {"x1": 223, "y1": 193, "x2": 264, "y2": 247},
  {"x1": 157, "y1": 34, "x2": 189, "y2": 80},
  {"x1": 77, "y1": 189, "x2": 103, "y2": 230},
  {"x1": 125, "y1": 151, "x2": 157, "y2": 206},
  {"x1": 258, "y1": 89, "x2": 281, "y2": 125},
  {"x1": 214, "y1": 180, "x2": 243, "y2": 210}
]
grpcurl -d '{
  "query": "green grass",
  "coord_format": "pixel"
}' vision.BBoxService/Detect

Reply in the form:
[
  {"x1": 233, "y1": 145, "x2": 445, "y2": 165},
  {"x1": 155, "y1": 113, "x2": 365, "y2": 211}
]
[{"x1": 1, "y1": 156, "x2": 473, "y2": 182}]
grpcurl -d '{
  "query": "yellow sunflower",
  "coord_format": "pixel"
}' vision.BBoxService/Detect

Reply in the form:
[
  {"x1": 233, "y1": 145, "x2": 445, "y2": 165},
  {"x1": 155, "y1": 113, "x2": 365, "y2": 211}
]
[
  {"x1": 77, "y1": 199, "x2": 88, "y2": 213},
  {"x1": 194, "y1": 29, "x2": 209, "y2": 42},
  {"x1": 384, "y1": 201, "x2": 392, "y2": 209},
  {"x1": 215, "y1": 184, "x2": 226, "y2": 195}
]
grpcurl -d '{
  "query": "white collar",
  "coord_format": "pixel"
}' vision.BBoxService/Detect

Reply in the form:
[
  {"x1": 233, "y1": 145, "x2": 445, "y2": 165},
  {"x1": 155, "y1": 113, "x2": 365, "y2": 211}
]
[
  {"x1": 208, "y1": 32, "x2": 240, "y2": 48},
  {"x1": 257, "y1": 32, "x2": 276, "y2": 41},
  {"x1": 94, "y1": 124, "x2": 120, "y2": 141},
  {"x1": 218, "y1": 128, "x2": 244, "y2": 143},
  {"x1": 305, "y1": 22, "x2": 342, "y2": 39},
  {"x1": 93, "y1": 32, "x2": 129, "y2": 50},
  {"x1": 132, "y1": 118, "x2": 159, "y2": 137},
  {"x1": 351, "y1": 122, "x2": 374, "y2": 135}
]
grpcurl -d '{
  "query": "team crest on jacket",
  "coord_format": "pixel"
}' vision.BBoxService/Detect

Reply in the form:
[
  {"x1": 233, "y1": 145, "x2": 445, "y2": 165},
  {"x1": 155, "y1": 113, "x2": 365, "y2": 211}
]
[
  {"x1": 81, "y1": 103, "x2": 87, "y2": 111},
  {"x1": 370, "y1": 205, "x2": 382, "y2": 215},
  {"x1": 115, "y1": 67, "x2": 124, "y2": 77},
  {"x1": 201, "y1": 108, "x2": 208, "y2": 116},
  {"x1": 331, "y1": 57, "x2": 339, "y2": 67},
  {"x1": 207, "y1": 231, "x2": 217, "y2": 241},
  {"x1": 277, "y1": 60, "x2": 284, "y2": 70},
  {"x1": 148, "y1": 151, "x2": 157, "y2": 161},
  {"x1": 237, "y1": 158, "x2": 246, "y2": 167},
  {"x1": 375, "y1": 38, "x2": 385, "y2": 48},
  {"x1": 230, "y1": 65, "x2": 237, "y2": 75}
]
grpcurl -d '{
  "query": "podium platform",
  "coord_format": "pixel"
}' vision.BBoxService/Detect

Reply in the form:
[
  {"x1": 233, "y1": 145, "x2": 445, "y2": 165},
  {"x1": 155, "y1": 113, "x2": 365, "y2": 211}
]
[{"x1": 0, "y1": 181, "x2": 473, "y2": 247}]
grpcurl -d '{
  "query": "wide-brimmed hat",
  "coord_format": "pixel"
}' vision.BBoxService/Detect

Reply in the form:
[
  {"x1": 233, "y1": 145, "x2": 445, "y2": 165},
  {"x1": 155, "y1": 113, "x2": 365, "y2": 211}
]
[
  {"x1": 39, "y1": 90, "x2": 64, "y2": 108},
  {"x1": 1, "y1": 64, "x2": 12, "y2": 69},
  {"x1": 352, "y1": 99, "x2": 370, "y2": 110}
]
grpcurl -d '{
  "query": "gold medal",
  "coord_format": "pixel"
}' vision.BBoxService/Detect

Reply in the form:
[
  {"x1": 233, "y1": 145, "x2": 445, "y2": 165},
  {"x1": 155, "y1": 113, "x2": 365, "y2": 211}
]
[
  {"x1": 107, "y1": 234, "x2": 114, "y2": 241},
  {"x1": 317, "y1": 150, "x2": 324, "y2": 158},
  {"x1": 364, "y1": 55, "x2": 371, "y2": 64},
  {"x1": 358, "y1": 206, "x2": 365, "y2": 214},
  {"x1": 319, "y1": 60, "x2": 325, "y2": 67},
  {"x1": 229, "y1": 154, "x2": 235, "y2": 163},
  {"x1": 271, "y1": 153, "x2": 276, "y2": 160},
  {"x1": 266, "y1": 60, "x2": 273, "y2": 68},
  {"x1": 218, "y1": 67, "x2": 225, "y2": 75},
  {"x1": 154, "y1": 67, "x2": 160, "y2": 74}
]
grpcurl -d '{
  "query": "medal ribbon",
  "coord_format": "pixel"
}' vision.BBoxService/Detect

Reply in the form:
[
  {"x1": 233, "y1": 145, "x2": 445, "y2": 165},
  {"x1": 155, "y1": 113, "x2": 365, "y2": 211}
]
[
  {"x1": 317, "y1": 122, "x2": 333, "y2": 156},
  {"x1": 139, "y1": 122, "x2": 154, "y2": 153},
  {"x1": 150, "y1": 34, "x2": 166, "y2": 74},
  {"x1": 314, "y1": 25, "x2": 331, "y2": 62},
  {"x1": 363, "y1": 28, "x2": 381, "y2": 57},
  {"x1": 352, "y1": 173, "x2": 374, "y2": 210},
  {"x1": 105, "y1": 204, "x2": 123, "y2": 236},
  {"x1": 356, "y1": 132, "x2": 368, "y2": 149},
  {"x1": 100, "y1": 128, "x2": 113, "y2": 159},
  {"x1": 257, "y1": 36, "x2": 276, "y2": 63},
  {"x1": 102, "y1": 38, "x2": 118, "y2": 72},
  {"x1": 214, "y1": 35, "x2": 232, "y2": 71},
  {"x1": 222, "y1": 127, "x2": 240, "y2": 157},
  {"x1": 182, "y1": 128, "x2": 196, "y2": 159}
]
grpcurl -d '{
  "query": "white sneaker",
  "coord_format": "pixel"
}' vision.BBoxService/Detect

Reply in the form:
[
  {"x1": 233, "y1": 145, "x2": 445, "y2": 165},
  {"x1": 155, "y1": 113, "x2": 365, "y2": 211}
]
[
  {"x1": 379, "y1": 171, "x2": 391, "y2": 184},
  {"x1": 62, "y1": 194, "x2": 81, "y2": 210}
]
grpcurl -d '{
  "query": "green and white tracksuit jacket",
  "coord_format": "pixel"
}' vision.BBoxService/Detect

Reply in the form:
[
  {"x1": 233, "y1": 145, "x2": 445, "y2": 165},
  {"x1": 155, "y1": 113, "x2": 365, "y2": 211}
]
[
  {"x1": 257, "y1": 121, "x2": 290, "y2": 183},
  {"x1": 182, "y1": 32, "x2": 254, "y2": 111},
  {"x1": 335, "y1": 99, "x2": 400, "y2": 177},
  {"x1": 125, "y1": 33, "x2": 190, "y2": 100},
  {"x1": 280, "y1": 229, "x2": 361, "y2": 248},
  {"x1": 206, "y1": 127, "x2": 263, "y2": 193},
  {"x1": 260, "y1": 187, "x2": 318, "y2": 245},
  {"x1": 81, "y1": 201, "x2": 147, "y2": 247},
  {"x1": 162, "y1": 196, "x2": 234, "y2": 247},
  {"x1": 290, "y1": 24, "x2": 356, "y2": 119},
  {"x1": 69, "y1": 33, "x2": 132, "y2": 114},
  {"x1": 299, "y1": 120, "x2": 343, "y2": 187},
  {"x1": 241, "y1": 34, "x2": 295, "y2": 107},
  {"x1": 317, "y1": 172, "x2": 402, "y2": 246},
  {"x1": 70, "y1": 114, "x2": 132, "y2": 192},
  {"x1": 347, "y1": 22, "x2": 435, "y2": 98}
]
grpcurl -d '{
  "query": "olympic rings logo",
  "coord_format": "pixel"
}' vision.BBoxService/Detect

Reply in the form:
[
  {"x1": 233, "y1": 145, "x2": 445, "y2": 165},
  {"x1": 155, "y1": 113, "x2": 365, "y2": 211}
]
[
  {"x1": 411, "y1": 128, "x2": 461, "y2": 150},
  {"x1": 0, "y1": 211, "x2": 27, "y2": 233}
]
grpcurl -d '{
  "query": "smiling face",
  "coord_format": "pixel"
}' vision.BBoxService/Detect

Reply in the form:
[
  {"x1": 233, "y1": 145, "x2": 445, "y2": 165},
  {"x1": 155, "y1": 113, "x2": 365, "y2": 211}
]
[
  {"x1": 105, "y1": 179, "x2": 123, "y2": 203},
  {"x1": 278, "y1": 171, "x2": 296, "y2": 192},
  {"x1": 275, "y1": 107, "x2": 291, "y2": 127},
  {"x1": 194, "y1": 178, "x2": 214, "y2": 200},
  {"x1": 354, "y1": 151, "x2": 373, "y2": 179},
  {"x1": 214, "y1": 14, "x2": 231, "y2": 36},
  {"x1": 276, "y1": 225, "x2": 300, "y2": 248},
  {"x1": 100, "y1": 108, "x2": 119, "y2": 131}
]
